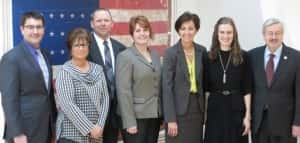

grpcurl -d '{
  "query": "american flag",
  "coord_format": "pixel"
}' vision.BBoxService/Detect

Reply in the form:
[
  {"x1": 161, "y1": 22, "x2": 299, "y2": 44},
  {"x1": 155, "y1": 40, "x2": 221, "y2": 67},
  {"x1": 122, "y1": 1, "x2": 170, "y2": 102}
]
[
  {"x1": 12, "y1": 0, "x2": 170, "y2": 67},
  {"x1": 100, "y1": 0, "x2": 170, "y2": 56}
]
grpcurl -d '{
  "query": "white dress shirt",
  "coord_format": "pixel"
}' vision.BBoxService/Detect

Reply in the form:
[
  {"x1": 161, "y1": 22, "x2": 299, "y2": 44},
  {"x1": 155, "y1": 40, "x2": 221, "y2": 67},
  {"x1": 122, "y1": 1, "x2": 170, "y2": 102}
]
[
  {"x1": 264, "y1": 44, "x2": 283, "y2": 72},
  {"x1": 93, "y1": 32, "x2": 116, "y2": 73}
]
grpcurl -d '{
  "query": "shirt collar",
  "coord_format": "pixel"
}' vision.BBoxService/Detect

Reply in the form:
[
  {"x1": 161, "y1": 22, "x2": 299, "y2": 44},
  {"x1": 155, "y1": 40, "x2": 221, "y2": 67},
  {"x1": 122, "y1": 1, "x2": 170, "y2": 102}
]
[
  {"x1": 93, "y1": 32, "x2": 111, "y2": 45},
  {"x1": 265, "y1": 44, "x2": 283, "y2": 59},
  {"x1": 24, "y1": 40, "x2": 39, "y2": 55}
]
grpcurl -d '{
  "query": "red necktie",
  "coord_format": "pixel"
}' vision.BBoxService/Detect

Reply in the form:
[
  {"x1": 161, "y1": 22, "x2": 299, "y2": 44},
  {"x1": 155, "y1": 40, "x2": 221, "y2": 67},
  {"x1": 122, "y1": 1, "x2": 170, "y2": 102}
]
[{"x1": 266, "y1": 54, "x2": 275, "y2": 87}]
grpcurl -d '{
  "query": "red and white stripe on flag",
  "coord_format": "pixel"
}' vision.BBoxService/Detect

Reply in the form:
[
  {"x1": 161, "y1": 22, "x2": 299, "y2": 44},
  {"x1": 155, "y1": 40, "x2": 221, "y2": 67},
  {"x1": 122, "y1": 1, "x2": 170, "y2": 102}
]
[{"x1": 100, "y1": 0, "x2": 170, "y2": 56}]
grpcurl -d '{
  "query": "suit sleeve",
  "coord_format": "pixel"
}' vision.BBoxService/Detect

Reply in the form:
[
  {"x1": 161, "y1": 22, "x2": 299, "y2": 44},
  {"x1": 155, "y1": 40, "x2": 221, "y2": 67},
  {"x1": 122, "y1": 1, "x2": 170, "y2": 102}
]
[
  {"x1": 116, "y1": 52, "x2": 137, "y2": 129},
  {"x1": 294, "y1": 52, "x2": 300, "y2": 125},
  {"x1": 162, "y1": 49, "x2": 177, "y2": 122},
  {"x1": 55, "y1": 70, "x2": 94, "y2": 136},
  {"x1": 0, "y1": 55, "x2": 24, "y2": 139},
  {"x1": 96, "y1": 68, "x2": 110, "y2": 128},
  {"x1": 242, "y1": 51, "x2": 252, "y2": 95}
]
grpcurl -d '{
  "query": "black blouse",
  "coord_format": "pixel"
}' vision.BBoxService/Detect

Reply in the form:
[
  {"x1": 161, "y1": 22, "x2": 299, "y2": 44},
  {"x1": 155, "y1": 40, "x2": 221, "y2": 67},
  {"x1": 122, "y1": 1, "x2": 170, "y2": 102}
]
[{"x1": 204, "y1": 50, "x2": 252, "y2": 95}]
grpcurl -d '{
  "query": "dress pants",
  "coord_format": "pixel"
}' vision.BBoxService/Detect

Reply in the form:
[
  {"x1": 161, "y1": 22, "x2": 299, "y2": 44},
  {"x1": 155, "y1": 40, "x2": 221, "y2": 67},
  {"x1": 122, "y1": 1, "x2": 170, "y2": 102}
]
[
  {"x1": 103, "y1": 99, "x2": 121, "y2": 143},
  {"x1": 122, "y1": 118, "x2": 161, "y2": 143},
  {"x1": 253, "y1": 110, "x2": 297, "y2": 143}
]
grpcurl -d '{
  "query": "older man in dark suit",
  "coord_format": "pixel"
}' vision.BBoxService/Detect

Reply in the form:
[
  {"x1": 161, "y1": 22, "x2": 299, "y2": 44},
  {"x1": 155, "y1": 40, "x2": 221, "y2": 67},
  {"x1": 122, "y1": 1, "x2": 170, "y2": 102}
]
[
  {"x1": 0, "y1": 11, "x2": 57, "y2": 143},
  {"x1": 249, "y1": 18, "x2": 300, "y2": 143},
  {"x1": 88, "y1": 8, "x2": 126, "y2": 143}
]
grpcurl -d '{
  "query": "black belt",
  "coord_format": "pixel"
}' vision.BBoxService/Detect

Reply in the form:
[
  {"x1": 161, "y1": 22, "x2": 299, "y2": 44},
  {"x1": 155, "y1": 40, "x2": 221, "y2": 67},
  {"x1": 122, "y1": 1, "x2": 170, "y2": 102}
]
[
  {"x1": 190, "y1": 92, "x2": 199, "y2": 95},
  {"x1": 210, "y1": 90, "x2": 240, "y2": 96}
]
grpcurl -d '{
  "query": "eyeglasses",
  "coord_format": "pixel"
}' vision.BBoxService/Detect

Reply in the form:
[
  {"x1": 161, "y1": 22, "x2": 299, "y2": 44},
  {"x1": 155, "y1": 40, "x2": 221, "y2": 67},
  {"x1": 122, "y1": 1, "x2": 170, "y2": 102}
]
[
  {"x1": 24, "y1": 25, "x2": 44, "y2": 31},
  {"x1": 72, "y1": 43, "x2": 89, "y2": 48},
  {"x1": 266, "y1": 31, "x2": 282, "y2": 37}
]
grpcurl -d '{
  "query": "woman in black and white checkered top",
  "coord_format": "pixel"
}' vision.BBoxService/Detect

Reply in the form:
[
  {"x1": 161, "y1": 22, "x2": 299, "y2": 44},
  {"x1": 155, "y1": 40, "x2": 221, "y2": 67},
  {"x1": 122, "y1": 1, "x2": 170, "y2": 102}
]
[{"x1": 55, "y1": 28, "x2": 109, "y2": 143}]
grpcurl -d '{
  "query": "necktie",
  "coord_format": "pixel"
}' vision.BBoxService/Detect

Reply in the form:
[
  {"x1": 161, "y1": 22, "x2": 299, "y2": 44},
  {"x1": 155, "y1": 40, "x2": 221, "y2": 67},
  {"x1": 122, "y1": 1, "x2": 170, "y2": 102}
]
[
  {"x1": 36, "y1": 49, "x2": 49, "y2": 90},
  {"x1": 266, "y1": 54, "x2": 275, "y2": 87},
  {"x1": 103, "y1": 40, "x2": 114, "y2": 86}
]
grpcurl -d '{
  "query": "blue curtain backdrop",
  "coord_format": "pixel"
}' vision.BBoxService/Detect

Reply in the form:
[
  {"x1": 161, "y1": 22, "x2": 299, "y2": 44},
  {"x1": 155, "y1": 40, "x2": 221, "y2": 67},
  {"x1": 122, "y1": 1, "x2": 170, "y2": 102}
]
[{"x1": 13, "y1": 0, "x2": 99, "y2": 65}]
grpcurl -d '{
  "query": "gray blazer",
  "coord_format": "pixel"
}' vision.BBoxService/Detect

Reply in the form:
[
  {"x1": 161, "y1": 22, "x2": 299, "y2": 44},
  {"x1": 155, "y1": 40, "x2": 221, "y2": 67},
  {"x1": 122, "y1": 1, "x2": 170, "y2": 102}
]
[
  {"x1": 116, "y1": 47, "x2": 161, "y2": 129},
  {"x1": 249, "y1": 43, "x2": 300, "y2": 136},
  {"x1": 0, "y1": 41, "x2": 57, "y2": 143},
  {"x1": 162, "y1": 41, "x2": 207, "y2": 123}
]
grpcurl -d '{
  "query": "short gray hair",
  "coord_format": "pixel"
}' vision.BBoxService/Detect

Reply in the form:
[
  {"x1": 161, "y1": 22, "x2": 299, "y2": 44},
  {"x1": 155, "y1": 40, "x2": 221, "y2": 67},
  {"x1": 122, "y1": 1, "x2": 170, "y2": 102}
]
[{"x1": 262, "y1": 18, "x2": 284, "y2": 34}]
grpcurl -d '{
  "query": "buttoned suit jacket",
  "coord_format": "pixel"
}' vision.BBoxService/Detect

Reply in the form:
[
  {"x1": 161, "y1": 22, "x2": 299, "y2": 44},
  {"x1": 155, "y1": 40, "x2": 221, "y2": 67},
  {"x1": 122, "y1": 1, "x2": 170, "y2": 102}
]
[
  {"x1": 116, "y1": 47, "x2": 161, "y2": 129},
  {"x1": 162, "y1": 41, "x2": 207, "y2": 123},
  {"x1": 0, "y1": 41, "x2": 57, "y2": 143},
  {"x1": 249, "y1": 43, "x2": 300, "y2": 136}
]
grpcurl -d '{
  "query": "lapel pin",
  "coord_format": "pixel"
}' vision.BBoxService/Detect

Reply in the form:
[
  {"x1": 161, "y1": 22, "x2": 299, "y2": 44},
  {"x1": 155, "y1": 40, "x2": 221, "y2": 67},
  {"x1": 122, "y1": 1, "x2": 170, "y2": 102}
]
[{"x1": 283, "y1": 56, "x2": 288, "y2": 60}]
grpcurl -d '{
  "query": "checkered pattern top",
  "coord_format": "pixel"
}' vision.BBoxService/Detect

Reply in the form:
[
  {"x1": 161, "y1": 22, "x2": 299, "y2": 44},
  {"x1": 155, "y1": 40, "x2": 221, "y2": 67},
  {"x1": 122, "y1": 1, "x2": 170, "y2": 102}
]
[{"x1": 55, "y1": 61, "x2": 109, "y2": 143}]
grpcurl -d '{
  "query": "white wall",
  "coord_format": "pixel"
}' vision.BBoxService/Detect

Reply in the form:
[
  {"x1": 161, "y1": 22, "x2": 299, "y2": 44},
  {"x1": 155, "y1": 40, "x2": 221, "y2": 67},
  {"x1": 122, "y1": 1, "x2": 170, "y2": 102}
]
[{"x1": 172, "y1": 0, "x2": 300, "y2": 51}]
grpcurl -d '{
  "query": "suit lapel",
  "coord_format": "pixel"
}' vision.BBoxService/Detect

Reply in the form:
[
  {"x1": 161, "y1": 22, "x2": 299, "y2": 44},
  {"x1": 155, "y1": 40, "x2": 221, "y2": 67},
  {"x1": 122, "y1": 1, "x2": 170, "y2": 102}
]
[
  {"x1": 111, "y1": 38, "x2": 119, "y2": 60},
  {"x1": 176, "y1": 42, "x2": 189, "y2": 80},
  {"x1": 90, "y1": 35, "x2": 105, "y2": 66},
  {"x1": 20, "y1": 41, "x2": 41, "y2": 72},
  {"x1": 129, "y1": 47, "x2": 155, "y2": 69},
  {"x1": 20, "y1": 41, "x2": 49, "y2": 92},
  {"x1": 194, "y1": 44, "x2": 203, "y2": 83},
  {"x1": 150, "y1": 50, "x2": 161, "y2": 72},
  {"x1": 40, "y1": 49, "x2": 52, "y2": 93},
  {"x1": 271, "y1": 45, "x2": 289, "y2": 87},
  {"x1": 257, "y1": 46, "x2": 269, "y2": 88}
]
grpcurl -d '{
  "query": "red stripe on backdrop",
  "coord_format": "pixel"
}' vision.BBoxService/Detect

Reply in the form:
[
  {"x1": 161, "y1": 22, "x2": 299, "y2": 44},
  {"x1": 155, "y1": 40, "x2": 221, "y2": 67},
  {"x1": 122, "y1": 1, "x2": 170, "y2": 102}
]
[
  {"x1": 100, "y1": 0, "x2": 168, "y2": 9},
  {"x1": 149, "y1": 45, "x2": 168, "y2": 56},
  {"x1": 111, "y1": 21, "x2": 169, "y2": 35}
]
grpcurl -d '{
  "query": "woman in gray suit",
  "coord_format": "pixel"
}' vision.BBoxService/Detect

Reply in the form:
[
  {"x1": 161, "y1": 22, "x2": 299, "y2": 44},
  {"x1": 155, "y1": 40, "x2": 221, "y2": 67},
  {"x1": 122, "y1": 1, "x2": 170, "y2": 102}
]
[
  {"x1": 55, "y1": 28, "x2": 109, "y2": 143},
  {"x1": 116, "y1": 15, "x2": 162, "y2": 143},
  {"x1": 162, "y1": 12, "x2": 207, "y2": 143}
]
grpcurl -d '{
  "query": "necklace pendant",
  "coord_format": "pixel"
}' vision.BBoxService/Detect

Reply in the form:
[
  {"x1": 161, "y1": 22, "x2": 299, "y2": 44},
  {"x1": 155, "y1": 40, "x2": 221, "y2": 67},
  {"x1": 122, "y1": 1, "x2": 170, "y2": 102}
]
[{"x1": 223, "y1": 73, "x2": 226, "y2": 84}]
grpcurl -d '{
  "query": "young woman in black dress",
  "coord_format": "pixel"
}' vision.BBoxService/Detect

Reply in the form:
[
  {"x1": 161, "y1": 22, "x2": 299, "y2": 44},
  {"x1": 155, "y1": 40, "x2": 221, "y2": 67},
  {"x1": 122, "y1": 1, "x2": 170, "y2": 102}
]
[{"x1": 204, "y1": 17, "x2": 251, "y2": 143}]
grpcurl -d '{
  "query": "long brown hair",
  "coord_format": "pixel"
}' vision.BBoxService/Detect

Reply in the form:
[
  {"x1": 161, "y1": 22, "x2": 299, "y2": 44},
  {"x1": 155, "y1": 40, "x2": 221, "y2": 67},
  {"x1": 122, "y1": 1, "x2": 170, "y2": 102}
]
[{"x1": 208, "y1": 17, "x2": 243, "y2": 65}]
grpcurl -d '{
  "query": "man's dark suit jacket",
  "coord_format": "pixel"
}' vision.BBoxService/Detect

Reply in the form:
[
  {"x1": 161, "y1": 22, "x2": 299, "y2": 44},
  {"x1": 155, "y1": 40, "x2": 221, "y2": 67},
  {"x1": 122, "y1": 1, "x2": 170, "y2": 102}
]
[
  {"x1": 249, "y1": 43, "x2": 300, "y2": 136},
  {"x1": 162, "y1": 41, "x2": 207, "y2": 123},
  {"x1": 0, "y1": 41, "x2": 57, "y2": 143},
  {"x1": 87, "y1": 34, "x2": 126, "y2": 127}
]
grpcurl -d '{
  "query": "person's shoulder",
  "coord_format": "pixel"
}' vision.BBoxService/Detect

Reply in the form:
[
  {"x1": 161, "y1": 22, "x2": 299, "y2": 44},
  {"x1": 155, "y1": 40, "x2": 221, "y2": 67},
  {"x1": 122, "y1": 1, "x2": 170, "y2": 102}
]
[
  {"x1": 118, "y1": 47, "x2": 131, "y2": 55},
  {"x1": 240, "y1": 49, "x2": 249, "y2": 56},
  {"x1": 118, "y1": 47, "x2": 137, "y2": 61},
  {"x1": 89, "y1": 61, "x2": 104, "y2": 71},
  {"x1": 165, "y1": 43, "x2": 179, "y2": 55},
  {"x1": 283, "y1": 44, "x2": 299, "y2": 53},
  {"x1": 150, "y1": 48, "x2": 160, "y2": 58},
  {"x1": 283, "y1": 44, "x2": 300, "y2": 60},
  {"x1": 194, "y1": 42, "x2": 207, "y2": 51},
  {"x1": 1, "y1": 42, "x2": 25, "y2": 62},
  {"x1": 110, "y1": 38, "x2": 126, "y2": 49},
  {"x1": 248, "y1": 45, "x2": 265, "y2": 55}
]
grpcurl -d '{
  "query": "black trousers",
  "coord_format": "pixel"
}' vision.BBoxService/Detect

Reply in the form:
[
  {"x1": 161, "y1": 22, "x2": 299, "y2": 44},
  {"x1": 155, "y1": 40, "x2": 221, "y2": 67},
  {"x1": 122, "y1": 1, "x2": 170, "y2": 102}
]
[
  {"x1": 103, "y1": 99, "x2": 121, "y2": 143},
  {"x1": 253, "y1": 110, "x2": 297, "y2": 143},
  {"x1": 122, "y1": 118, "x2": 161, "y2": 143}
]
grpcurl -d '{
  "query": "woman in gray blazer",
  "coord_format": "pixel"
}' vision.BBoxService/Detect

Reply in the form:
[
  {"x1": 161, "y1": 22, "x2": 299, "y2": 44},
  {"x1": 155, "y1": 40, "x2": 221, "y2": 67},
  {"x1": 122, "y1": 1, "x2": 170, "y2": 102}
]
[
  {"x1": 55, "y1": 28, "x2": 109, "y2": 143},
  {"x1": 162, "y1": 12, "x2": 207, "y2": 143},
  {"x1": 116, "y1": 16, "x2": 162, "y2": 143}
]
